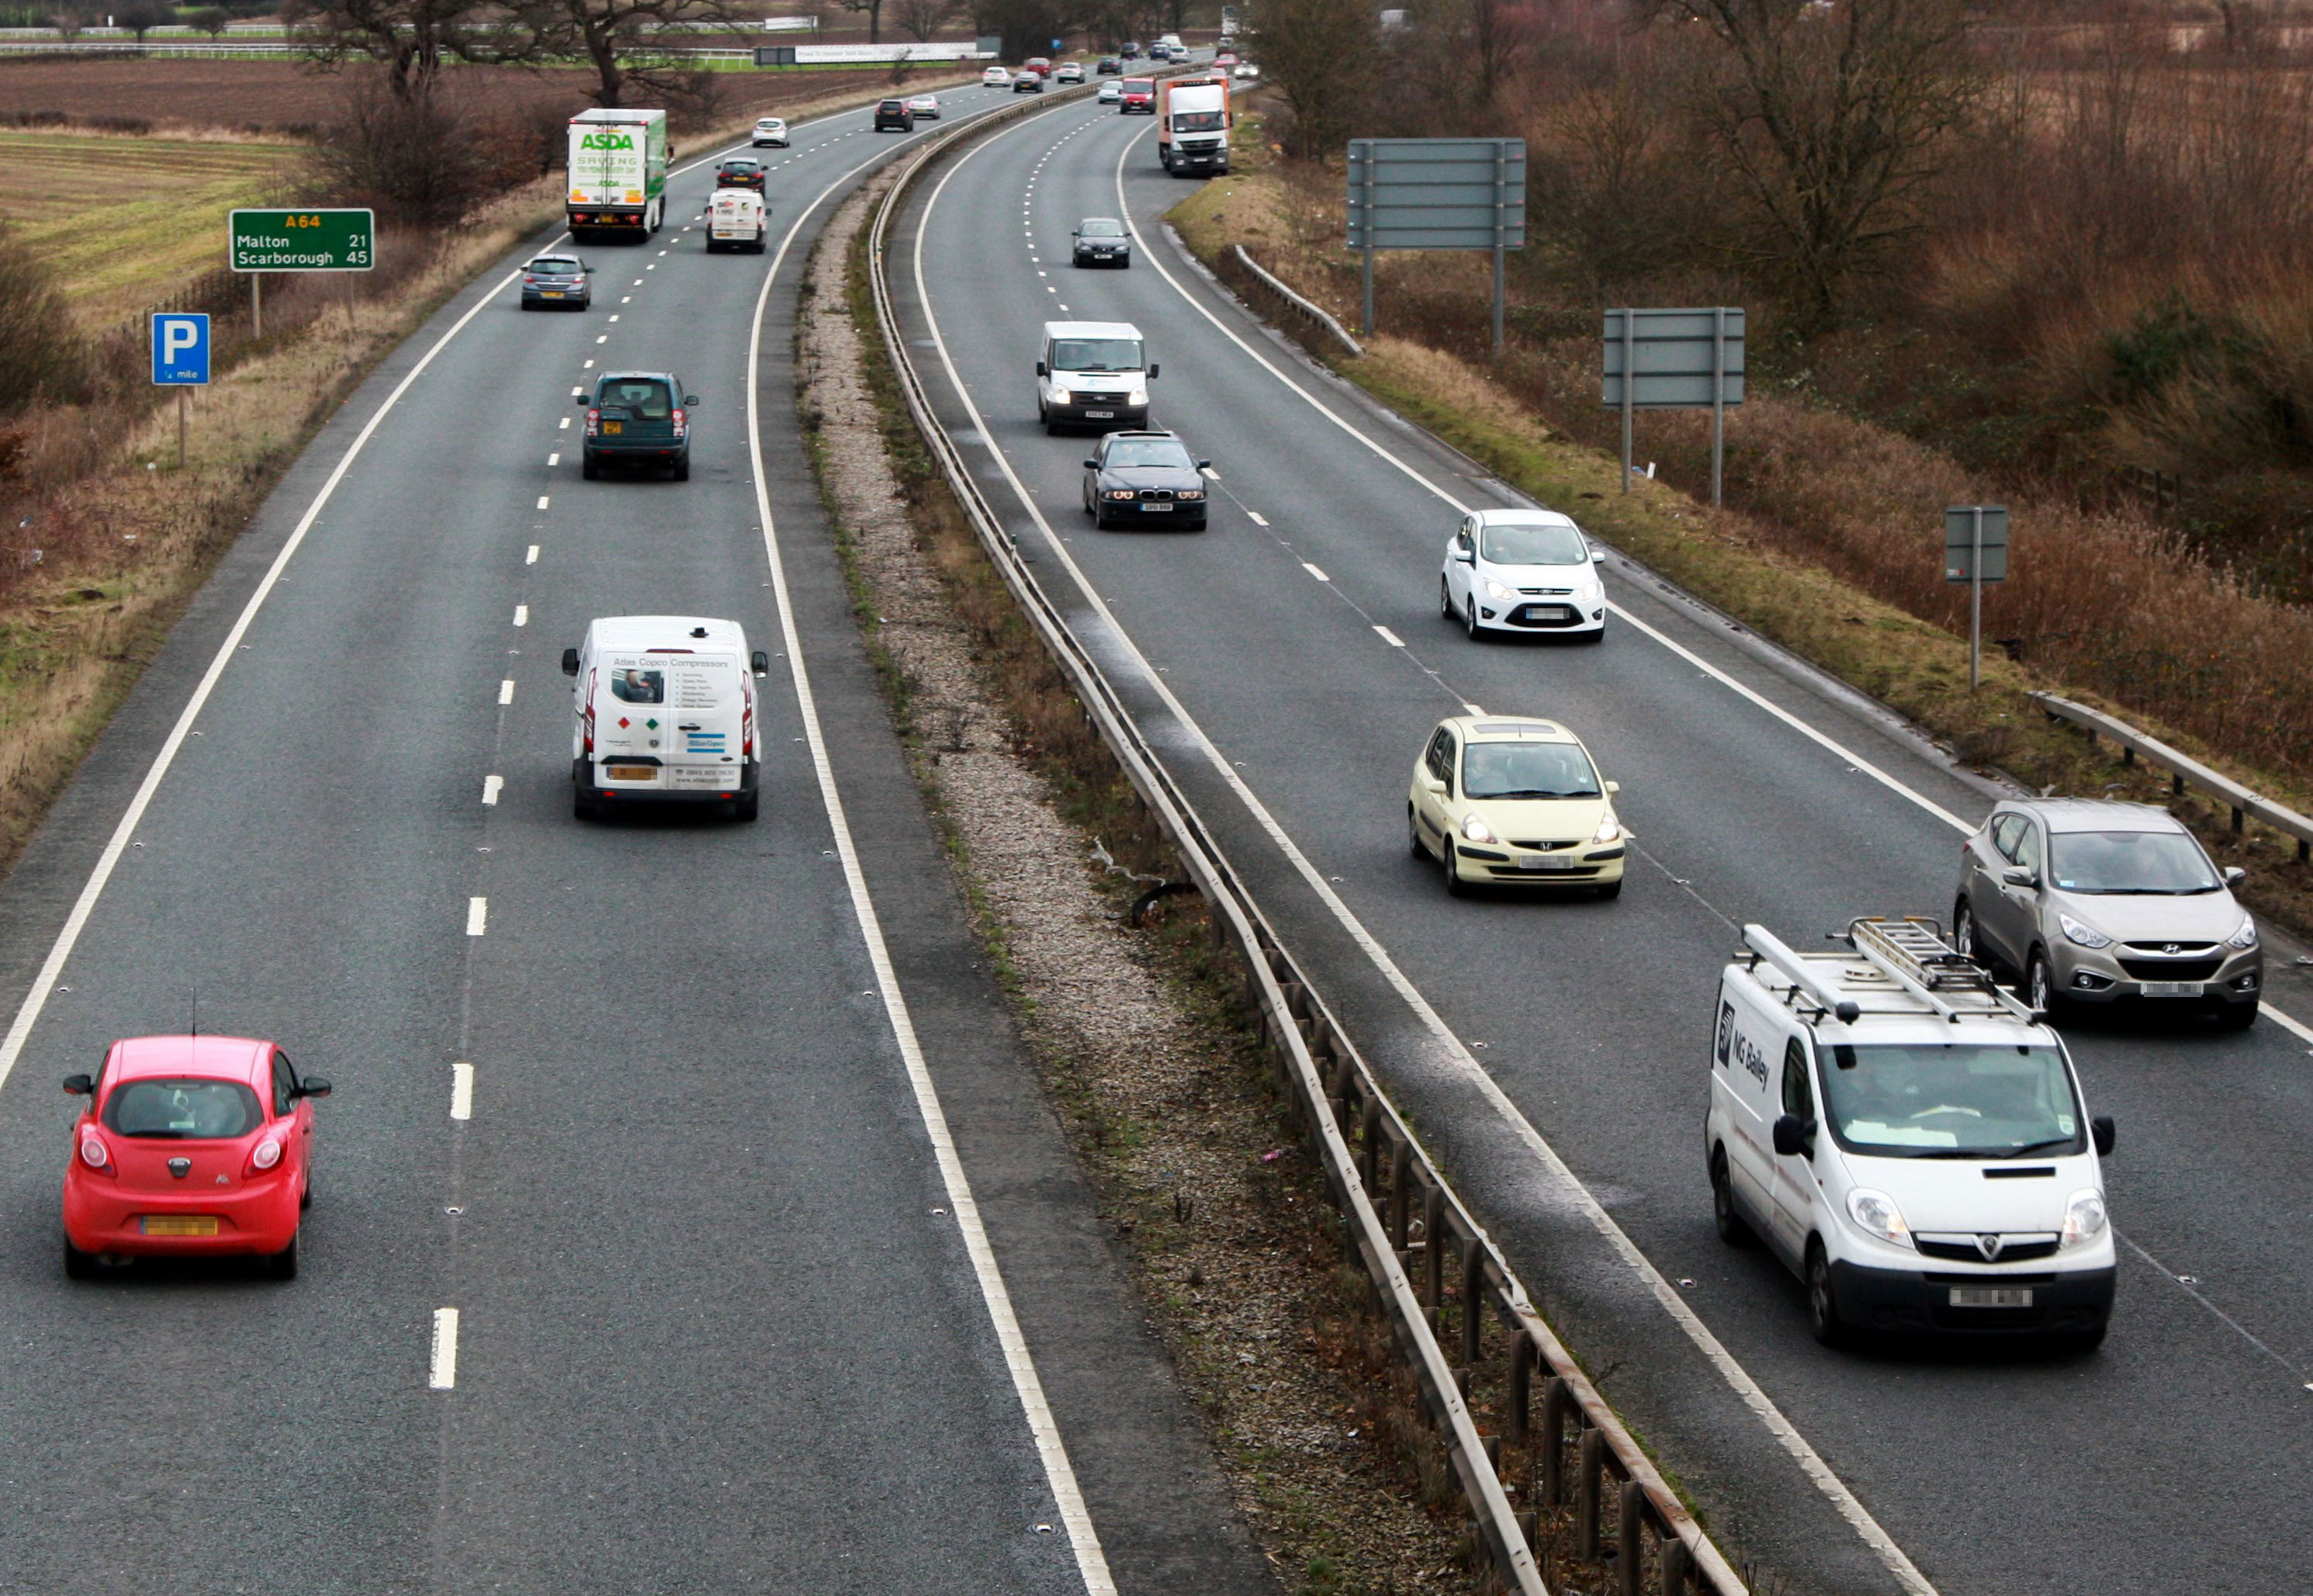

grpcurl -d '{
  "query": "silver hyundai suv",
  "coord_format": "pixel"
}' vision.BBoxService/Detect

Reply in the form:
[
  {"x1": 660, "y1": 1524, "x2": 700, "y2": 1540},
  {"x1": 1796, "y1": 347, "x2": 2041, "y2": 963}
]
[{"x1": 1953, "y1": 799, "x2": 2260, "y2": 1028}]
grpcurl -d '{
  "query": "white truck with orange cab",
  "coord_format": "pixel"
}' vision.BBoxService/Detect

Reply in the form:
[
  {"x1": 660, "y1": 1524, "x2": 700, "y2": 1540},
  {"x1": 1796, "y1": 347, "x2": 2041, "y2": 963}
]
[
  {"x1": 563, "y1": 617, "x2": 769, "y2": 820},
  {"x1": 1156, "y1": 76, "x2": 1230, "y2": 175}
]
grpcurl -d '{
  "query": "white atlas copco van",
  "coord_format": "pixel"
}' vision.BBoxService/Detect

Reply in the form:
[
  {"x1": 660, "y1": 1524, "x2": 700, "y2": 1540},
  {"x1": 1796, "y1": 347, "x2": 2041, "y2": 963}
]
[
  {"x1": 1037, "y1": 320, "x2": 1156, "y2": 434},
  {"x1": 1706, "y1": 916, "x2": 2117, "y2": 1348},
  {"x1": 705, "y1": 189, "x2": 767, "y2": 252},
  {"x1": 562, "y1": 618, "x2": 770, "y2": 821}
]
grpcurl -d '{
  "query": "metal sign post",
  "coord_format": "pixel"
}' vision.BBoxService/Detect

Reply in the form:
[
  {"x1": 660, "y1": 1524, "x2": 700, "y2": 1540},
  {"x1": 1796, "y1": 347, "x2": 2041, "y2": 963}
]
[
  {"x1": 1943, "y1": 505, "x2": 2009, "y2": 688},
  {"x1": 1345, "y1": 138, "x2": 1525, "y2": 347},
  {"x1": 229, "y1": 208, "x2": 376, "y2": 341},
  {"x1": 1601, "y1": 308, "x2": 1745, "y2": 502},
  {"x1": 151, "y1": 312, "x2": 210, "y2": 470}
]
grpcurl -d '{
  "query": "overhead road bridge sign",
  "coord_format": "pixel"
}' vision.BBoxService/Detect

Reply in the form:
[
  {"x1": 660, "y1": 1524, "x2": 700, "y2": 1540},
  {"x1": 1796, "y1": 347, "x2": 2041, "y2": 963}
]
[{"x1": 229, "y1": 209, "x2": 375, "y2": 272}]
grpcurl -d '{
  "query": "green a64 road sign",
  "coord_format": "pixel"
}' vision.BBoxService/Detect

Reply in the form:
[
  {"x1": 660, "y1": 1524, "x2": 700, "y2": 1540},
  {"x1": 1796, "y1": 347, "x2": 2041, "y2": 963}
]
[{"x1": 230, "y1": 208, "x2": 375, "y2": 272}]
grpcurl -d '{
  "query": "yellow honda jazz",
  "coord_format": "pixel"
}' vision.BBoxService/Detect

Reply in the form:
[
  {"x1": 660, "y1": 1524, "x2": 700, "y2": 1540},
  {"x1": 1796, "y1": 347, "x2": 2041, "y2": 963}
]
[{"x1": 1408, "y1": 715, "x2": 1628, "y2": 898}]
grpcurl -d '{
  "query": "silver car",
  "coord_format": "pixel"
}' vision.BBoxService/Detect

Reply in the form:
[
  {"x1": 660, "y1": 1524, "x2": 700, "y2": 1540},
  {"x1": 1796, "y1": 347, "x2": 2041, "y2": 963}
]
[{"x1": 1953, "y1": 798, "x2": 2260, "y2": 1028}]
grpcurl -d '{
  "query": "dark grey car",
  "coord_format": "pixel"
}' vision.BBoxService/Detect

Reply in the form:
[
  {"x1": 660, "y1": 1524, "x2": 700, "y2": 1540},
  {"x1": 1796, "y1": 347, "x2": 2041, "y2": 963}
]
[
  {"x1": 520, "y1": 254, "x2": 592, "y2": 310},
  {"x1": 1072, "y1": 217, "x2": 1131, "y2": 268},
  {"x1": 1082, "y1": 430, "x2": 1209, "y2": 529},
  {"x1": 1954, "y1": 798, "x2": 2261, "y2": 1027},
  {"x1": 580, "y1": 371, "x2": 698, "y2": 481}
]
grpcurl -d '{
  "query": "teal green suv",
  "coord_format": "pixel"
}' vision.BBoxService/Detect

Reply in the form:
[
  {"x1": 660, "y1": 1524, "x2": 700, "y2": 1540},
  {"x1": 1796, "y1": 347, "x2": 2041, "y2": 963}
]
[{"x1": 580, "y1": 371, "x2": 698, "y2": 481}]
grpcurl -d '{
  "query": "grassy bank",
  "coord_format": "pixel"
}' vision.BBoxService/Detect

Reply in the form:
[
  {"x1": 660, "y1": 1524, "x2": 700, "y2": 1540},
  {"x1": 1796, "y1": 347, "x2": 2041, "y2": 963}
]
[{"x1": 1166, "y1": 114, "x2": 2313, "y2": 947}]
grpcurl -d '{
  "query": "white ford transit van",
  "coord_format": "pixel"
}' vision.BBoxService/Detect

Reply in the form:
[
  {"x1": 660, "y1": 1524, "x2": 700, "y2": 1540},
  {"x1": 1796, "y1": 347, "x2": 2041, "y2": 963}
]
[
  {"x1": 562, "y1": 617, "x2": 769, "y2": 820},
  {"x1": 706, "y1": 189, "x2": 767, "y2": 253},
  {"x1": 1036, "y1": 320, "x2": 1155, "y2": 434},
  {"x1": 1705, "y1": 916, "x2": 2117, "y2": 1348}
]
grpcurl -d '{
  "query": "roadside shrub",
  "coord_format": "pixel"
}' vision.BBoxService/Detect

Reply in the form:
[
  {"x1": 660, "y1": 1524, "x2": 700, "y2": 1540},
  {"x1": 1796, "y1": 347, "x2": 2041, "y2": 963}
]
[
  {"x1": 302, "y1": 74, "x2": 532, "y2": 229},
  {"x1": 0, "y1": 223, "x2": 89, "y2": 417}
]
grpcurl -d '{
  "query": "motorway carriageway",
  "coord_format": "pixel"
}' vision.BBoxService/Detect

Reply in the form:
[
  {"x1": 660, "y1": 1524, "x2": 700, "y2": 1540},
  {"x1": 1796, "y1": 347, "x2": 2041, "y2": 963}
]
[
  {"x1": 888, "y1": 94, "x2": 2313, "y2": 1596},
  {"x1": 0, "y1": 84, "x2": 1276, "y2": 1595}
]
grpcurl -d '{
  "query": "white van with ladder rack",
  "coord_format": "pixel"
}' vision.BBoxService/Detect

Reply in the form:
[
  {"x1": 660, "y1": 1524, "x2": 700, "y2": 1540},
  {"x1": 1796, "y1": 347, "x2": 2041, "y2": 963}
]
[{"x1": 1705, "y1": 916, "x2": 2117, "y2": 1348}]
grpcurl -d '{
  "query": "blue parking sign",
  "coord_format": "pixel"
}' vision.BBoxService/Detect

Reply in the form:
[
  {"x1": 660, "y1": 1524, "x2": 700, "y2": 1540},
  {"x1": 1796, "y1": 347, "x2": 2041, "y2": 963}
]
[{"x1": 151, "y1": 313, "x2": 210, "y2": 386}]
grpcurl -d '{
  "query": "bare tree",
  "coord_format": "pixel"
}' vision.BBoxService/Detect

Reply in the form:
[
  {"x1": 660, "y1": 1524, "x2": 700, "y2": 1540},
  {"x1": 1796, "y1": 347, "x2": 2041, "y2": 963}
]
[
  {"x1": 840, "y1": 0, "x2": 885, "y2": 43},
  {"x1": 1653, "y1": 0, "x2": 1980, "y2": 328},
  {"x1": 528, "y1": 0, "x2": 753, "y2": 109},
  {"x1": 1249, "y1": 0, "x2": 1379, "y2": 160},
  {"x1": 116, "y1": 0, "x2": 171, "y2": 42},
  {"x1": 286, "y1": 0, "x2": 545, "y2": 101},
  {"x1": 892, "y1": 0, "x2": 952, "y2": 42}
]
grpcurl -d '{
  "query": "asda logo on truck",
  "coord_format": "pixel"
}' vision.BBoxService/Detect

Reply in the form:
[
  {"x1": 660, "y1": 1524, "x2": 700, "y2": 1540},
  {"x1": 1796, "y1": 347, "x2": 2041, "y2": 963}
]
[{"x1": 578, "y1": 131, "x2": 635, "y2": 151}]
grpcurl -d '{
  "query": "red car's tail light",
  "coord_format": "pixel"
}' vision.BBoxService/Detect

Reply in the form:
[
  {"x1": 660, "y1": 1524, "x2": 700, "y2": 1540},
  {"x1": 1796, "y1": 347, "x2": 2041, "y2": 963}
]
[
  {"x1": 248, "y1": 1138, "x2": 283, "y2": 1174},
  {"x1": 78, "y1": 1134, "x2": 111, "y2": 1172},
  {"x1": 584, "y1": 407, "x2": 601, "y2": 438}
]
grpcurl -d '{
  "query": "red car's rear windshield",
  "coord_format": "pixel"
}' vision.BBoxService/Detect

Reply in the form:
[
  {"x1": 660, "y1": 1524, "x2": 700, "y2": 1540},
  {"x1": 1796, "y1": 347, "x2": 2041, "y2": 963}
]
[
  {"x1": 1124, "y1": 80, "x2": 1152, "y2": 92},
  {"x1": 105, "y1": 1078, "x2": 263, "y2": 1139}
]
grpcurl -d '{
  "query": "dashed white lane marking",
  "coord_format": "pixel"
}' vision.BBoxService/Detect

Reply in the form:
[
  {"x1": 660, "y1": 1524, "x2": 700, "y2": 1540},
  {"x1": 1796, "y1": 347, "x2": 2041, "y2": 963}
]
[
  {"x1": 545, "y1": 452, "x2": 559, "y2": 466},
  {"x1": 1373, "y1": 625, "x2": 1404, "y2": 646},
  {"x1": 428, "y1": 1308, "x2": 460, "y2": 1390},
  {"x1": 742, "y1": 138, "x2": 1115, "y2": 1596},
  {"x1": 570, "y1": 386, "x2": 584, "y2": 397},
  {"x1": 559, "y1": 417, "x2": 571, "y2": 429},
  {"x1": 497, "y1": 680, "x2": 515, "y2": 705},
  {"x1": 594, "y1": 335, "x2": 608, "y2": 345},
  {"x1": 535, "y1": 495, "x2": 549, "y2": 510},
  {"x1": 450, "y1": 1061, "x2": 474, "y2": 1120},
  {"x1": 481, "y1": 774, "x2": 503, "y2": 805},
  {"x1": 465, "y1": 897, "x2": 487, "y2": 936},
  {"x1": 608, "y1": 314, "x2": 620, "y2": 322},
  {"x1": 1246, "y1": 510, "x2": 1269, "y2": 526},
  {"x1": 1302, "y1": 563, "x2": 1329, "y2": 582},
  {"x1": 525, "y1": 545, "x2": 539, "y2": 565},
  {"x1": 583, "y1": 360, "x2": 594, "y2": 369},
  {"x1": 513, "y1": 605, "x2": 528, "y2": 627}
]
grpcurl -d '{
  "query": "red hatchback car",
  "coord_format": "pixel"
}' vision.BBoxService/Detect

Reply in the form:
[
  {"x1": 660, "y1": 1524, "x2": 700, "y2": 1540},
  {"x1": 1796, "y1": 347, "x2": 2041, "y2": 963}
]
[{"x1": 61, "y1": 1035, "x2": 329, "y2": 1279}]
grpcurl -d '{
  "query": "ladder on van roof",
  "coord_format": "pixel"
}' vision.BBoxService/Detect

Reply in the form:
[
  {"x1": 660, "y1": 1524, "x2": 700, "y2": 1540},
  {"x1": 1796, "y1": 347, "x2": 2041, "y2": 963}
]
[{"x1": 1848, "y1": 916, "x2": 2038, "y2": 1022}]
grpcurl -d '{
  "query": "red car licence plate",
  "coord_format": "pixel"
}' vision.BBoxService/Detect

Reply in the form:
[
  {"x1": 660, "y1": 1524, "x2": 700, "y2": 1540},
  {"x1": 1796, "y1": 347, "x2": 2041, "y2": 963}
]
[{"x1": 141, "y1": 1215, "x2": 220, "y2": 1236}]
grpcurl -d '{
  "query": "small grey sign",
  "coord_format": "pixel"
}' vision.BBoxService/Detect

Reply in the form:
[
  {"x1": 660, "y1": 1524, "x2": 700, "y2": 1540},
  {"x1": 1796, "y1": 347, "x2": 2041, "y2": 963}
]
[
  {"x1": 1601, "y1": 309, "x2": 1745, "y2": 410},
  {"x1": 1944, "y1": 506, "x2": 2010, "y2": 583},
  {"x1": 1345, "y1": 138, "x2": 1525, "y2": 251}
]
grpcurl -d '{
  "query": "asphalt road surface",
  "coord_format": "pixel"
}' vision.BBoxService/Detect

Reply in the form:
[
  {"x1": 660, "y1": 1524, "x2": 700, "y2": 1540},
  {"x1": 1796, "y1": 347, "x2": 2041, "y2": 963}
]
[
  {"x1": 888, "y1": 94, "x2": 2313, "y2": 1596},
  {"x1": 0, "y1": 85, "x2": 1273, "y2": 1596}
]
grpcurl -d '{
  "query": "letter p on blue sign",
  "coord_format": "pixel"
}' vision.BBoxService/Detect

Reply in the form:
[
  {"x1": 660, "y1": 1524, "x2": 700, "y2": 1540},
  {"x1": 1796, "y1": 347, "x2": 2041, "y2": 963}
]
[{"x1": 151, "y1": 313, "x2": 210, "y2": 386}]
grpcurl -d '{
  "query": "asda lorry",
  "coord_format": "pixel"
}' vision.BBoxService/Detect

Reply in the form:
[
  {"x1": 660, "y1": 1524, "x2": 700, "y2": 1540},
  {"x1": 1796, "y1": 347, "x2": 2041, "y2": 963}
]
[
  {"x1": 1156, "y1": 76, "x2": 1230, "y2": 175},
  {"x1": 567, "y1": 107, "x2": 669, "y2": 242}
]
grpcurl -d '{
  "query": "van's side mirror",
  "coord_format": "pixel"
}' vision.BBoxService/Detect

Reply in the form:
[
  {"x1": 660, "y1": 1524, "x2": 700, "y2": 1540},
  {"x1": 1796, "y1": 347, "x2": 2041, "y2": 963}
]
[
  {"x1": 2222, "y1": 866, "x2": 2246, "y2": 886},
  {"x1": 2001, "y1": 865, "x2": 2038, "y2": 890},
  {"x1": 1148, "y1": 362, "x2": 1159, "y2": 379},
  {"x1": 1771, "y1": 1115, "x2": 1809, "y2": 1158},
  {"x1": 61, "y1": 1073, "x2": 92, "y2": 1096},
  {"x1": 1591, "y1": 549, "x2": 1606, "y2": 563},
  {"x1": 684, "y1": 395, "x2": 701, "y2": 407},
  {"x1": 2091, "y1": 1116, "x2": 2115, "y2": 1157},
  {"x1": 1036, "y1": 360, "x2": 1047, "y2": 377},
  {"x1": 562, "y1": 649, "x2": 581, "y2": 677},
  {"x1": 293, "y1": 1076, "x2": 332, "y2": 1100},
  {"x1": 751, "y1": 650, "x2": 770, "y2": 674}
]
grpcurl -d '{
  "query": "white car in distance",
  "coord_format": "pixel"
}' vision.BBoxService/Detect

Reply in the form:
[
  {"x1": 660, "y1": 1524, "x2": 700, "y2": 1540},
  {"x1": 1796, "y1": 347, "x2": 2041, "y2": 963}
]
[
  {"x1": 982, "y1": 64, "x2": 1012, "y2": 86},
  {"x1": 751, "y1": 116, "x2": 788, "y2": 147},
  {"x1": 1441, "y1": 507, "x2": 1607, "y2": 642},
  {"x1": 1098, "y1": 78, "x2": 1123, "y2": 102}
]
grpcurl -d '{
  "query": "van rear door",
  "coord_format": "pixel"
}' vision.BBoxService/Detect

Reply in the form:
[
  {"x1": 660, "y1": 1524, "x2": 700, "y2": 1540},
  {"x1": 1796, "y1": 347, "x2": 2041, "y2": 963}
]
[{"x1": 658, "y1": 652, "x2": 747, "y2": 791}]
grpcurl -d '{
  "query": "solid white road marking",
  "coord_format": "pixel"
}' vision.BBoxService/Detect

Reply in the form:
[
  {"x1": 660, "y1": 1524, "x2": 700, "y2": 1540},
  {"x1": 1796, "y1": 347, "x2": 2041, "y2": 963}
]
[
  {"x1": 513, "y1": 605, "x2": 528, "y2": 626},
  {"x1": 466, "y1": 898, "x2": 486, "y2": 936},
  {"x1": 481, "y1": 774, "x2": 503, "y2": 805},
  {"x1": 1373, "y1": 625, "x2": 1403, "y2": 646},
  {"x1": 497, "y1": 680, "x2": 515, "y2": 705},
  {"x1": 0, "y1": 89, "x2": 1010, "y2": 1103},
  {"x1": 428, "y1": 1308, "x2": 460, "y2": 1389},
  {"x1": 748, "y1": 135, "x2": 1114, "y2": 1596},
  {"x1": 922, "y1": 113, "x2": 1939, "y2": 1596},
  {"x1": 450, "y1": 1061, "x2": 474, "y2": 1121},
  {"x1": 1302, "y1": 563, "x2": 1328, "y2": 582}
]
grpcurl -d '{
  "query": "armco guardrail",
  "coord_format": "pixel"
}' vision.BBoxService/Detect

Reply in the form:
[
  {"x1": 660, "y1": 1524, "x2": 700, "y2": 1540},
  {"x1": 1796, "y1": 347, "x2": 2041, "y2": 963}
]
[
  {"x1": 867, "y1": 102, "x2": 1743, "y2": 1596},
  {"x1": 1231, "y1": 244, "x2": 1363, "y2": 357},
  {"x1": 2030, "y1": 691, "x2": 2313, "y2": 863}
]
